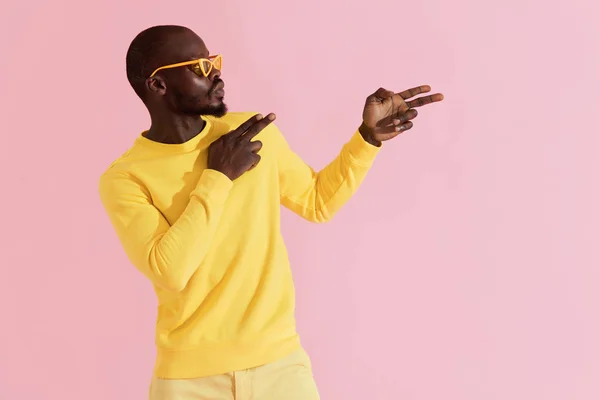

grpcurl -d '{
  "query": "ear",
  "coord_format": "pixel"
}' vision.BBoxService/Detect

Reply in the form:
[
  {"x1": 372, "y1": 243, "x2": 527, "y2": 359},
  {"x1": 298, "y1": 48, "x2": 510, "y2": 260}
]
[{"x1": 145, "y1": 76, "x2": 167, "y2": 96}]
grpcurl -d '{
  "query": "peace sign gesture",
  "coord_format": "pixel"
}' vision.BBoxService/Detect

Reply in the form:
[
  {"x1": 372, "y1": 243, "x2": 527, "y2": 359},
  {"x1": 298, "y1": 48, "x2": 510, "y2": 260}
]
[{"x1": 360, "y1": 85, "x2": 444, "y2": 145}]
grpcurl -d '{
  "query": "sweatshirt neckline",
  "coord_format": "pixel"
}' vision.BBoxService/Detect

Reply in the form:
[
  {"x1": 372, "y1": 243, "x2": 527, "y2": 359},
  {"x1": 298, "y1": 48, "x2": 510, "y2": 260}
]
[{"x1": 135, "y1": 117, "x2": 214, "y2": 153}]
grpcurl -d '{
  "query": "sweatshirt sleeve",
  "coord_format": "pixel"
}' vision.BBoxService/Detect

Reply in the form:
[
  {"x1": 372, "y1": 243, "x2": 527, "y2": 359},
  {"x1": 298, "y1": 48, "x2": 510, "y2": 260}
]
[
  {"x1": 98, "y1": 168, "x2": 233, "y2": 292},
  {"x1": 274, "y1": 128, "x2": 381, "y2": 223}
]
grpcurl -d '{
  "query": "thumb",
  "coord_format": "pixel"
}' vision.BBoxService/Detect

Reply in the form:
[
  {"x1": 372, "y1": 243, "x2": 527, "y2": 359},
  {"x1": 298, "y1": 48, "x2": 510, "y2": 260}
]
[{"x1": 368, "y1": 87, "x2": 394, "y2": 101}]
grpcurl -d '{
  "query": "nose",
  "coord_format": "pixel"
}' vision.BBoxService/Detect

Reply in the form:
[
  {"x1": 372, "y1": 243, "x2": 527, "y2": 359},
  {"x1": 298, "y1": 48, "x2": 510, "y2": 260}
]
[{"x1": 209, "y1": 66, "x2": 221, "y2": 80}]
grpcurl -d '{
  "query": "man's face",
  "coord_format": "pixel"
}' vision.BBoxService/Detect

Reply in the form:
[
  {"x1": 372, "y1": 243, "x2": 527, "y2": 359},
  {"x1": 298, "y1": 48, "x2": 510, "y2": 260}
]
[{"x1": 148, "y1": 31, "x2": 227, "y2": 117}]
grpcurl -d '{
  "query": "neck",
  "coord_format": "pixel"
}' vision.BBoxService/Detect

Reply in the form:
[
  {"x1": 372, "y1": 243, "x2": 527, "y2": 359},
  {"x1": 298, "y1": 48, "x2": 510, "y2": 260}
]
[{"x1": 145, "y1": 111, "x2": 207, "y2": 144}]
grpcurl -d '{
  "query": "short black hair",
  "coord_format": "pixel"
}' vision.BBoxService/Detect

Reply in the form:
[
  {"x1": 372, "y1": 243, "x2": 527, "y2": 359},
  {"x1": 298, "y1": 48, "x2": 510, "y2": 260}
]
[{"x1": 125, "y1": 25, "x2": 189, "y2": 99}]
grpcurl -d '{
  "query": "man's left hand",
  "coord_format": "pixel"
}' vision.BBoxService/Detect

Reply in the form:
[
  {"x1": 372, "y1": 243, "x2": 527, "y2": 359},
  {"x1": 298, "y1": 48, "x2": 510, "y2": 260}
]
[{"x1": 360, "y1": 85, "x2": 444, "y2": 146}]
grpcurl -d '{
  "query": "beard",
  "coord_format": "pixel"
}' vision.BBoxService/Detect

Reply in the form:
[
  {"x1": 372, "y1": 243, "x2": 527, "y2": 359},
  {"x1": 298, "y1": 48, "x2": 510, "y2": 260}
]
[
  {"x1": 196, "y1": 102, "x2": 228, "y2": 118},
  {"x1": 170, "y1": 87, "x2": 228, "y2": 118}
]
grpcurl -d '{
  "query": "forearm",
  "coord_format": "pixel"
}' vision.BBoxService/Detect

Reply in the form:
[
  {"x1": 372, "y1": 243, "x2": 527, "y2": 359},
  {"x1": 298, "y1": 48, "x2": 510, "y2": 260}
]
[{"x1": 279, "y1": 131, "x2": 381, "y2": 222}]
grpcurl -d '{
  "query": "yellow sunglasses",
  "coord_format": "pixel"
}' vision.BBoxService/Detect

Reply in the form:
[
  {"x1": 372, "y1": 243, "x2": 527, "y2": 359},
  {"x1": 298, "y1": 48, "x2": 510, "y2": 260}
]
[{"x1": 149, "y1": 54, "x2": 223, "y2": 78}]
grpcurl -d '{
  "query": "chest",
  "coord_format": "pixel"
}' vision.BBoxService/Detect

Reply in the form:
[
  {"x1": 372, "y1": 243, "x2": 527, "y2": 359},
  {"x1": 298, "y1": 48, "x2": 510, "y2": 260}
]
[{"x1": 140, "y1": 141, "x2": 278, "y2": 225}]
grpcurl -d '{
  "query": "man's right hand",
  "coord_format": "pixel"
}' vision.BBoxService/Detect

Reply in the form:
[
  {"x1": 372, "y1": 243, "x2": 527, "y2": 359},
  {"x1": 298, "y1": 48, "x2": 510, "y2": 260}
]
[{"x1": 207, "y1": 113, "x2": 276, "y2": 181}]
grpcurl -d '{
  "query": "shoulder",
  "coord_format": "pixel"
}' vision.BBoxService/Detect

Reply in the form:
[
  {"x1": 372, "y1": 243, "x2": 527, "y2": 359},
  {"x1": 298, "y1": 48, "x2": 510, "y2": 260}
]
[
  {"x1": 98, "y1": 148, "x2": 149, "y2": 204},
  {"x1": 98, "y1": 134, "x2": 155, "y2": 184}
]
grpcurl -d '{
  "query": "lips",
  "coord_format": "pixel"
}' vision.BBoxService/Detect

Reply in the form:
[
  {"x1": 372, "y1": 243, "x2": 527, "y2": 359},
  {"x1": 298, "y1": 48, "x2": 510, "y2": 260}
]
[{"x1": 212, "y1": 81, "x2": 225, "y2": 97}]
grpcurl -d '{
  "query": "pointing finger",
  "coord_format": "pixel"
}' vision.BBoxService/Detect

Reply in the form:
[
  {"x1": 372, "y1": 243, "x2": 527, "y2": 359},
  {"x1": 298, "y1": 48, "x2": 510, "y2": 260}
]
[
  {"x1": 230, "y1": 114, "x2": 263, "y2": 138},
  {"x1": 242, "y1": 113, "x2": 276, "y2": 141},
  {"x1": 406, "y1": 93, "x2": 444, "y2": 108},
  {"x1": 398, "y1": 85, "x2": 431, "y2": 99}
]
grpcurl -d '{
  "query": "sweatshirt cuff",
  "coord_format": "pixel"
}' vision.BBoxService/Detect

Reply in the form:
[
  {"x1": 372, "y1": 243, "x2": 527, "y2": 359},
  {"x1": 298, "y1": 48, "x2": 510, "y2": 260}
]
[
  {"x1": 190, "y1": 169, "x2": 234, "y2": 204},
  {"x1": 345, "y1": 130, "x2": 382, "y2": 166}
]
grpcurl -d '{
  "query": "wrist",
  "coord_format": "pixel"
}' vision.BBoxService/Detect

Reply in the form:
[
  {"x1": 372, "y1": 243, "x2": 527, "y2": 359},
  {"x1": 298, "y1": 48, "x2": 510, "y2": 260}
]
[
  {"x1": 359, "y1": 122, "x2": 381, "y2": 147},
  {"x1": 207, "y1": 166, "x2": 234, "y2": 181}
]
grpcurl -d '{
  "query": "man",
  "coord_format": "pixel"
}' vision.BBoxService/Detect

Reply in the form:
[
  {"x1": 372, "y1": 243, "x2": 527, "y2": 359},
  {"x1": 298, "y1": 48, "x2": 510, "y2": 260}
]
[{"x1": 99, "y1": 24, "x2": 443, "y2": 399}]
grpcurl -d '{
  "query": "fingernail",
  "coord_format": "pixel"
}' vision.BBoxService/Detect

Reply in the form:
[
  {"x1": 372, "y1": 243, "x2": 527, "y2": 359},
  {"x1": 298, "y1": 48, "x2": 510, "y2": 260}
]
[
  {"x1": 268, "y1": 114, "x2": 276, "y2": 120},
  {"x1": 393, "y1": 119, "x2": 401, "y2": 125},
  {"x1": 395, "y1": 126, "x2": 401, "y2": 132},
  {"x1": 256, "y1": 114, "x2": 263, "y2": 119}
]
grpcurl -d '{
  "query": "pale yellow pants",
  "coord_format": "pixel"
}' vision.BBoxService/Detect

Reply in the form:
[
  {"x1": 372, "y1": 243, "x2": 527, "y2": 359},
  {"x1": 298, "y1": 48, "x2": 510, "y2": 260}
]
[{"x1": 149, "y1": 348, "x2": 320, "y2": 400}]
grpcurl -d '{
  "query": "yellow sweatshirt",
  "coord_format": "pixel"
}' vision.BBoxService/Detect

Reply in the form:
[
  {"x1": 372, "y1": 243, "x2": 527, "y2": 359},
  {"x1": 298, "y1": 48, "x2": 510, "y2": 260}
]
[{"x1": 98, "y1": 112, "x2": 380, "y2": 379}]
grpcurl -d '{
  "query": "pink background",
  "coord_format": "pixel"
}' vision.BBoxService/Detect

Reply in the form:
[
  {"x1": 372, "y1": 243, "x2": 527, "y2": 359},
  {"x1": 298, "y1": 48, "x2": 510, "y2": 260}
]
[{"x1": 1, "y1": 0, "x2": 599, "y2": 399}]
